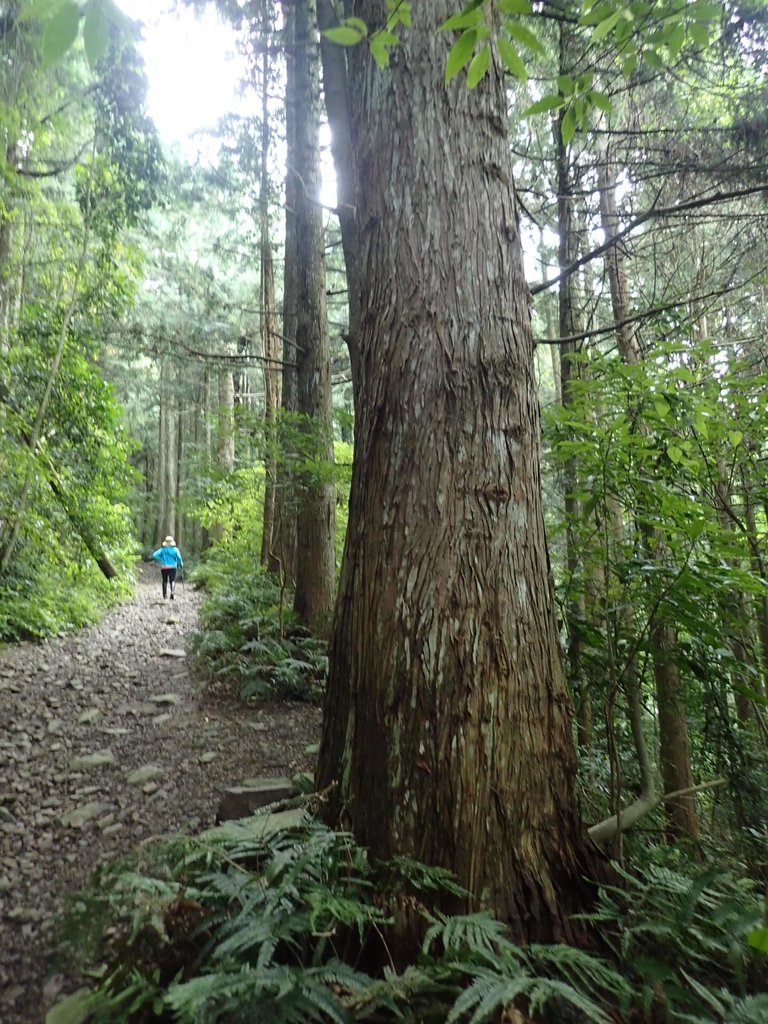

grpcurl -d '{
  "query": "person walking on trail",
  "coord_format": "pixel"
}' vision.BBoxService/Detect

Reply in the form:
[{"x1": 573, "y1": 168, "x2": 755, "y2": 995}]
[{"x1": 151, "y1": 536, "x2": 183, "y2": 600}]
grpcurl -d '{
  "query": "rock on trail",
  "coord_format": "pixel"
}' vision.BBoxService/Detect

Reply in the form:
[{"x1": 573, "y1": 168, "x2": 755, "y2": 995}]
[{"x1": 0, "y1": 566, "x2": 320, "y2": 1023}]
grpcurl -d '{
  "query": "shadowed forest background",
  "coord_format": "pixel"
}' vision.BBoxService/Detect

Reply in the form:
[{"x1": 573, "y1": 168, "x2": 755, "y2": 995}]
[{"x1": 1, "y1": 0, "x2": 768, "y2": 1021}]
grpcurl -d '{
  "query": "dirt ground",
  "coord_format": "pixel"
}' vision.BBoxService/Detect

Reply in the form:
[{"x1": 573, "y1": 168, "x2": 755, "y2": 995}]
[{"x1": 0, "y1": 567, "x2": 321, "y2": 1023}]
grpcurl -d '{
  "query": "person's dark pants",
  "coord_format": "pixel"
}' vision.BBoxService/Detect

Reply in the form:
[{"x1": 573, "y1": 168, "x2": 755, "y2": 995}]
[{"x1": 161, "y1": 567, "x2": 177, "y2": 599}]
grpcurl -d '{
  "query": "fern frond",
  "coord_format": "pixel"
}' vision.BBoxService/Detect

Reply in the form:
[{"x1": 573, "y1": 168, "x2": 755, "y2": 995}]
[
  {"x1": 526, "y1": 942, "x2": 633, "y2": 1008},
  {"x1": 446, "y1": 967, "x2": 533, "y2": 1024},
  {"x1": 423, "y1": 911, "x2": 522, "y2": 965}
]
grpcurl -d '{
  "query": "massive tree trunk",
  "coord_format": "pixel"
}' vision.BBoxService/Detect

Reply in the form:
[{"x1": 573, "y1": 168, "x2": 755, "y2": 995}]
[
  {"x1": 317, "y1": 0, "x2": 601, "y2": 942},
  {"x1": 291, "y1": 0, "x2": 335, "y2": 629}
]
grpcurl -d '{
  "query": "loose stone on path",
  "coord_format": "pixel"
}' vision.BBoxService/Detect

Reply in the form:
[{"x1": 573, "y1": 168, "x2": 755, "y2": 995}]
[{"x1": 0, "y1": 564, "x2": 320, "y2": 1024}]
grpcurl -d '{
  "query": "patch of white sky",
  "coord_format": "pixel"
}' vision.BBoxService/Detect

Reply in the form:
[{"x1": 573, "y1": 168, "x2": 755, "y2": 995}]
[{"x1": 115, "y1": 0, "x2": 338, "y2": 207}]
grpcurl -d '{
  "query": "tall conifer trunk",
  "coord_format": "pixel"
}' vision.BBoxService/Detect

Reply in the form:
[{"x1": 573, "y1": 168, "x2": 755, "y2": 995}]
[
  {"x1": 599, "y1": 154, "x2": 699, "y2": 843},
  {"x1": 291, "y1": 0, "x2": 335, "y2": 629},
  {"x1": 258, "y1": 1, "x2": 281, "y2": 567},
  {"x1": 317, "y1": 1, "x2": 602, "y2": 941},
  {"x1": 270, "y1": 0, "x2": 299, "y2": 587},
  {"x1": 555, "y1": 65, "x2": 590, "y2": 747}
]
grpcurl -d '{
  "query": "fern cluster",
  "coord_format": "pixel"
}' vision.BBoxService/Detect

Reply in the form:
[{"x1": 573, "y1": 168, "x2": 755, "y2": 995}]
[
  {"x1": 55, "y1": 811, "x2": 768, "y2": 1024},
  {"x1": 191, "y1": 567, "x2": 327, "y2": 703},
  {"x1": 580, "y1": 862, "x2": 768, "y2": 1022}
]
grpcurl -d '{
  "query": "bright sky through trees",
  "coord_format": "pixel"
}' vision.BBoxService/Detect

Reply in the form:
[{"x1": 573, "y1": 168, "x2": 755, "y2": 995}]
[{"x1": 116, "y1": 0, "x2": 245, "y2": 149}]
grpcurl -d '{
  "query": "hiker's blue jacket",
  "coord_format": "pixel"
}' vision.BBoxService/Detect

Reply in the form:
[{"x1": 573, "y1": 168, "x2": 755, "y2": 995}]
[{"x1": 151, "y1": 546, "x2": 183, "y2": 568}]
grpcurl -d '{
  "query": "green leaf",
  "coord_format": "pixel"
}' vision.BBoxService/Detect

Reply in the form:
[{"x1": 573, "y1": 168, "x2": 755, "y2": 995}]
[
  {"x1": 344, "y1": 16, "x2": 368, "y2": 37},
  {"x1": 747, "y1": 926, "x2": 768, "y2": 953},
  {"x1": 561, "y1": 105, "x2": 577, "y2": 145},
  {"x1": 42, "y1": 0, "x2": 80, "y2": 66},
  {"x1": 83, "y1": 1, "x2": 110, "y2": 68},
  {"x1": 622, "y1": 51, "x2": 638, "y2": 75},
  {"x1": 440, "y1": 9, "x2": 483, "y2": 32},
  {"x1": 498, "y1": 37, "x2": 527, "y2": 81},
  {"x1": 653, "y1": 398, "x2": 670, "y2": 419},
  {"x1": 592, "y1": 10, "x2": 621, "y2": 41},
  {"x1": 728, "y1": 430, "x2": 744, "y2": 447},
  {"x1": 557, "y1": 74, "x2": 575, "y2": 95},
  {"x1": 666, "y1": 22, "x2": 685, "y2": 57},
  {"x1": 644, "y1": 48, "x2": 664, "y2": 69},
  {"x1": 522, "y1": 94, "x2": 565, "y2": 116},
  {"x1": 505, "y1": 20, "x2": 544, "y2": 54},
  {"x1": 667, "y1": 444, "x2": 683, "y2": 464},
  {"x1": 18, "y1": 0, "x2": 64, "y2": 22},
  {"x1": 466, "y1": 45, "x2": 490, "y2": 88},
  {"x1": 690, "y1": 21, "x2": 709, "y2": 47},
  {"x1": 45, "y1": 990, "x2": 94, "y2": 1024},
  {"x1": 497, "y1": 0, "x2": 533, "y2": 13},
  {"x1": 445, "y1": 29, "x2": 477, "y2": 83},
  {"x1": 323, "y1": 25, "x2": 364, "y2": 45},
  {"x1": 579, "y1": 2, "x2": 616, "y2": 27},
  {"x1": 589, "y1": 89, "x2": 614, "y2": 114}
]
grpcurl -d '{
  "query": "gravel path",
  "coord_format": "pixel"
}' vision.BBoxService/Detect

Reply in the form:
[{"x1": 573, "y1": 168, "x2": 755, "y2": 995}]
[{"x1": 0, "y1": 568, "x2": 321, "y2": 1022}]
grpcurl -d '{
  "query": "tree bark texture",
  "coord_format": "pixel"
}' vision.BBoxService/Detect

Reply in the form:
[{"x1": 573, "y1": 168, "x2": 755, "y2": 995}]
[
  {"x1": 269, "y1": 0, "x2": 299, "y2": 585},
  {"x1": 555, "y1": 95, "x2": 590, "y2": 748},
  {"x1": 154, "y1": 359, "x2": 178, "y2": 543},
  {"x1": 291, "y1": 0, "x2": 336, "y2": 629},
  {"x1": 317, "y1": 0, "x2": 600, "y2": 941},
  {"x1": 259, "y1": 13, "x2": 282, "y2": 568},
  {"x1": 651, "y1": 620, "x2": 701, "y2": 841},
  {"x1": 317, "y1": 0, "x2": 361, "y2": 402}
]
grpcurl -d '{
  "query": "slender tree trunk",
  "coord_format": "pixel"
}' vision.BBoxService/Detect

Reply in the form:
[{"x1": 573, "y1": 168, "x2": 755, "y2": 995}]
[
  {"x1": 711, "y1": 474, "x2": 753, "y2": 724},
  {"x1": 317, "y1": 0, "x2": 361, "y2": 402},
  {"x1": 154, "y1": 359, "x2": 176, "y2": 543},
  {"x1": 555, "y1": 92, "x2": 590, "y2": 748},
  {"x1": 0, "y1": 141, "x2": 16, "y2": 351},
  {"x1": 175, "y1": 368, "x2": 185, "y2": 552},
  {"x1": 317, "y1": 0, "x2": 602, "y2": 942},
  {"x1": 199, "y1": 367, "x2": 214, "y2": 553},
  {"x1": 259, "y1": 9, "x2": 281, "y2": 568},
  {"x1": 651, "y1": 619, "x2": 700, "y2": 840},
  {"x1": 269, "y1": 0, "x2": 299, "y2": 586},
  {"x1": 291, "y1": 0, "x2": 335, "y2": 629},
  {"x1": 742, "y1": 468, "x2": 768, "y2": 700},
  {"x1": 599, "y1": 152, "x2": 700, "y2": 844},
  {"x1": 213, "y1": 362, "x2": 235, "y2": 544}
]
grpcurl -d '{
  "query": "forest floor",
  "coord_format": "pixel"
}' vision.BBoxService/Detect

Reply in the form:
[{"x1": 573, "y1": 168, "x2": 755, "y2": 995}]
[{"x1": 0, "y1": 566, "x2": 321, "y2": 1023}]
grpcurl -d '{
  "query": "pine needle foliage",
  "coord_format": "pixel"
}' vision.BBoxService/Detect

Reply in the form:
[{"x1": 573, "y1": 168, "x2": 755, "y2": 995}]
[{"x1": 57, "y1": 815, "x2": 767, "y2": 1024}]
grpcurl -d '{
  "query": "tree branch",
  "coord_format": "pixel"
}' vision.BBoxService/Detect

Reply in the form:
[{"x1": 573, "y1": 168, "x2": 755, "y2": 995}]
[
  {"x1": 588, "y1": 778, "x2": 727, "y2": 846},
  {"x1": 531, "y1": 184, "x2": 768, "y2": 296}
]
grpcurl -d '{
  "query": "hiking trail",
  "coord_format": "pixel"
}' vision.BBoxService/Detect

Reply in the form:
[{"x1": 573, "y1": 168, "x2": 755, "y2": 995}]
[{"x1": 0, "y1": 567, "x2": 320, "y2": 1022}]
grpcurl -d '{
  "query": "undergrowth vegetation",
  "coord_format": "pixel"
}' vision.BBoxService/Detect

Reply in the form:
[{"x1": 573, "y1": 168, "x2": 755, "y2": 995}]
[
  {"x1": 56, "y1": 811, "x2": 768, "y2": 1024},
  {"x1": 192, "y1": 544, "x2": 327, "y2": 704}
]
